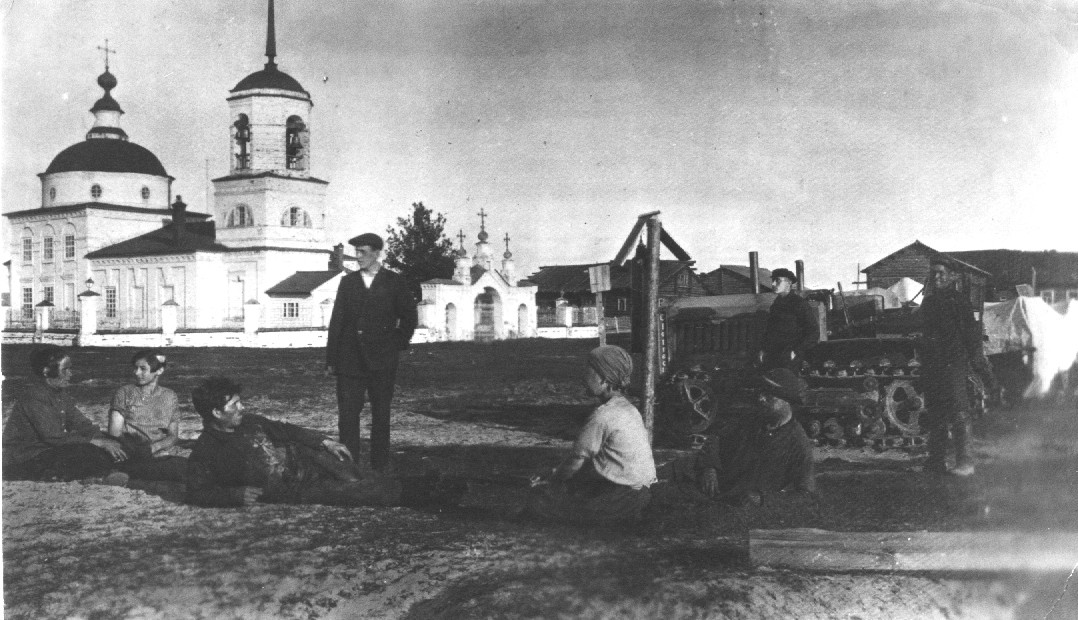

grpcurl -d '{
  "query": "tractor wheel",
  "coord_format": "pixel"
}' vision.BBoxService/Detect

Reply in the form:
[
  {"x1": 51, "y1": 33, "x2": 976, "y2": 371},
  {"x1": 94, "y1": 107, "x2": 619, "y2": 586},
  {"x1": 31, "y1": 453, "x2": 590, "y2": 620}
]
[
  {"x1": 821, "y1": 417, "x2": 845, "y2": 445},
  {"x1": 864, "y1": 416, "x2": 888, "y2": 441},
  {"x1": 669, "y1": 377, "x2": 718, "y2": 434},
  {"x1": 882, "y1": 379, "x2": 926, "y2": 436}
]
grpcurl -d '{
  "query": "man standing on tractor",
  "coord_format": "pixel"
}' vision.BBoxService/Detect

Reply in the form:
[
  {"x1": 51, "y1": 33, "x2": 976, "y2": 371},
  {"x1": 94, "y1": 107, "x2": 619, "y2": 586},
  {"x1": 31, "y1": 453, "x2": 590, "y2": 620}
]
[
  {"x1": 920, "y1": 259, "x2": 990, "y2": 476},
  {"x1": 759, "y1": 267, "x2": 819, "y2": 372}
]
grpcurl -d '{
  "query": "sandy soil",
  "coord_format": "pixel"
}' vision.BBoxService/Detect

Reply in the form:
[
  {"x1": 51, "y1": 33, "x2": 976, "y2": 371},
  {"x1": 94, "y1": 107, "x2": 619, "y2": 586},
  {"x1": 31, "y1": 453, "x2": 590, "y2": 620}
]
[{"x1": 3, "y1": 341, "x2": 1078, "y2": 619}]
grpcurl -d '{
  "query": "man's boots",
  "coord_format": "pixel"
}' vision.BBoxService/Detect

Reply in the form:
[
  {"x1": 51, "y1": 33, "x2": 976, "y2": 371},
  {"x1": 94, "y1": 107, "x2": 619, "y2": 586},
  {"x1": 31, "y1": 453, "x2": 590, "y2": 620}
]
[{"x1": 951, "y1": 411, "x2": 975, "y2": 476}]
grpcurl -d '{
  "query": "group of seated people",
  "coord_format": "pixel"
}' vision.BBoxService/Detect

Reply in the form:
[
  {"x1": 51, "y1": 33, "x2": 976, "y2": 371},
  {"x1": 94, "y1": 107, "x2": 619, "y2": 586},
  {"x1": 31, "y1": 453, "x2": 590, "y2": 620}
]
[{"x1": 2, "y1": 344, "x2": 815, "y2": 524}]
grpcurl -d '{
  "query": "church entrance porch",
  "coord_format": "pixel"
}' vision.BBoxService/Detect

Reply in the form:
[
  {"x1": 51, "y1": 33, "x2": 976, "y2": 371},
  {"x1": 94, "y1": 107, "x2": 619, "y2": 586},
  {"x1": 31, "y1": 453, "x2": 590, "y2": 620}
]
[{"x1": 473, "y1": 288, "x2": 502, "y2": 342}]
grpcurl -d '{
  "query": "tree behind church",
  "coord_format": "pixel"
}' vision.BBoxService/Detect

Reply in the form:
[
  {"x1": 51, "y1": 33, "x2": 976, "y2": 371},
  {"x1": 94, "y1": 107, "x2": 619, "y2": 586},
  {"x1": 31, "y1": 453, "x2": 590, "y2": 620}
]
[{"x1": 384, "y1": 202, "x2": 457, "y2": 301}]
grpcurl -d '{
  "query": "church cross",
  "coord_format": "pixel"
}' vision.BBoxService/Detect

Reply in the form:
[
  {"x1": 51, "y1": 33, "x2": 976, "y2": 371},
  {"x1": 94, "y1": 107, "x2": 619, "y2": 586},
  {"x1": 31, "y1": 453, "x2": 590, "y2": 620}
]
[
  {"x1": 503, "y1": 233, "x2": 511, "y2": 252},
  {"x1": 457, "y1": 229, "x2": 466, "y2": 248},
  {"x1": 477, "y1": 207, "x2": 487, "y2": 231},
  {"x1": 96, "y1": 39, "x2": 117, "y2": 71}
]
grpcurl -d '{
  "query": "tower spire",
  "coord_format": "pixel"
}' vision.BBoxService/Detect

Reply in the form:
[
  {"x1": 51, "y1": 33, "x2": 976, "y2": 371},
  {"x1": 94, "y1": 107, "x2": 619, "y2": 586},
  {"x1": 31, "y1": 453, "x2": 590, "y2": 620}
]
[{"x1": 265, "y1": 0, "x2": 277, "y2": 67}]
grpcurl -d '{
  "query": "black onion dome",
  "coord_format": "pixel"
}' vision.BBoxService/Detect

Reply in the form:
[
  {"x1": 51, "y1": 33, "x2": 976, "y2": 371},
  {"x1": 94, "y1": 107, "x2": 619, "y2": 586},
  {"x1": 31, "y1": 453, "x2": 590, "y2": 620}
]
[
  {"x1": 97, "y1": 69, "x2": 117, "y2": 91},
  {"x1": 90, "y1": 93, "x2": 123, "y2": 113},
  {"x1": 45, "y1": 140, "x2": 168, "y2": 176},
  {"x1": 90, "y1": 70, "x2": 123, "y2": 113},
  {"x1": 231, "y1": 64, "x2": 308, "y2": 94}
]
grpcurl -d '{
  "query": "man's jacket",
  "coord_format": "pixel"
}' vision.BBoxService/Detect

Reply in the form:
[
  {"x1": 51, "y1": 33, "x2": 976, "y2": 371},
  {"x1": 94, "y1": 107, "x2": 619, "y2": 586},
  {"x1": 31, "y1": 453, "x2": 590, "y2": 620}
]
[{"x1": 326, "y1": 268, "x2": 418, "y2": 374}]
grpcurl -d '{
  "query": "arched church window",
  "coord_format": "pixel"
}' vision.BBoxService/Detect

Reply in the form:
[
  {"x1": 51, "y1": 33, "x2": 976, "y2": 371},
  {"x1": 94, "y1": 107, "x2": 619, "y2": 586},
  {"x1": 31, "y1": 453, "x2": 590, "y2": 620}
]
[
  {"x1": 49, "y1": 187, "x2": 56, "y2": 202},
  {"x1": 233, "y1": 114, "x2": 251, "y2": 170},
  {"x1": 90, "y1": 184, "x2": 102, "y2": 199},
  {"x1": 281, "y1": 207, "x2": 312, "y2": 228},
  {"x1": 285, "y1": 116, "x2": 307, "y2": 170},
  {"x1": 227, "y1": 205, "x2": 254, "y2": 228},
  {"x1": 141, "y1": 186, "x2": 150, "y2": 200}
]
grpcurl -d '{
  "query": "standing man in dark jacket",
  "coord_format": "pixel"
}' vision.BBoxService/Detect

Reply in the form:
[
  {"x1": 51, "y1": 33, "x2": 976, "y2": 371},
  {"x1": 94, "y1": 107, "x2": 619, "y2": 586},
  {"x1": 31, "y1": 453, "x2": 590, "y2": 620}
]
[
  {"x1": 759, "y1": 267, "x2": 819, "y2": 371},
  {"x1": 919, "y1": 259, "x2": 986, "y2": 476},
  {"x1": 326, "y1": 232, "x2": 418, "y2": 471}
]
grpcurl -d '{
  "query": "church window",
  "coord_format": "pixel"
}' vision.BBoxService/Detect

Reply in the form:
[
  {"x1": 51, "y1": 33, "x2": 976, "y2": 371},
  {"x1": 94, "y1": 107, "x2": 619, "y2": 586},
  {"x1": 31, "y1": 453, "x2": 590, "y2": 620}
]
[
  {"x1": 64, "y1": 234, "x2": 76, "y2": 259},
  {"x1": 285, "y1": 116, "x2": 306, "y2": 170},
  {"x1": 616, "y1": 297, "x2": 627, "y2": 312},
  {"x1": 281, "y1": 207, "x2": 312, "y2": 228},
  {"x1": 22, "y1": 288, "x2": 33, "y2": 319},
  {"x1": 233, "y1": 114, "x2": 251, "y2": 170},
  {"x1": 105, "y1": 286, "x2": 117, "y2": 318},
  {"x1": 141, "y1": 186, "x2": 150, "y2": 200},
  {"x1": 227, "y1": 205, "x2": 254, "y2": 227},
  {"x1": 49, "y1": 187, "x2": 56, "y2": 202},
  {"x1": 43, "y1": 236, "x2": 54, "y2": 261},
  {"x1": 22, "y1": 236, "x2": 33, "y2": 262},
  {"x1": 90, "y1": 184, "x2": 102, "y2": 199},
  {"x1": 282, "y1": 302, "x2": 300, "y2": 318}
]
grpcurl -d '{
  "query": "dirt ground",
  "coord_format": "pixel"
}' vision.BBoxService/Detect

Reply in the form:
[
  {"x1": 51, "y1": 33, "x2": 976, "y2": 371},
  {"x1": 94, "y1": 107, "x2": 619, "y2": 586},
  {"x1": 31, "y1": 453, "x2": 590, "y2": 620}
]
[{"x1": 3, "y1": 340, "x2": 1077, "y2": 619}]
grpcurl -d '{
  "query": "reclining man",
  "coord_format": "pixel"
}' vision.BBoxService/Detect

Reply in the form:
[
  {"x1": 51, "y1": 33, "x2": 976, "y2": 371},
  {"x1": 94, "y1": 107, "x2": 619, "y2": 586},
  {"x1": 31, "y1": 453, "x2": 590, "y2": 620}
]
[
  {"x1": 672, "y1": 368, "x2": 816, "y2": 505},
  {"x1": 185, "y1": 376, "x2": 464, "y2": 508}
]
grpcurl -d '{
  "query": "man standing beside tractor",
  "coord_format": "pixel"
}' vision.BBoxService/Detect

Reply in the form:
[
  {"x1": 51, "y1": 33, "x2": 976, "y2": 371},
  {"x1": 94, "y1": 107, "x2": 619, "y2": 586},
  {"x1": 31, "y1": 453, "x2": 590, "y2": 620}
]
[
  {"x1": 758, "y1": 267, "x2": 820, "y2": 372},
  {"x1": 920, "y1": 259, "x2": 992, "y2": 477}
]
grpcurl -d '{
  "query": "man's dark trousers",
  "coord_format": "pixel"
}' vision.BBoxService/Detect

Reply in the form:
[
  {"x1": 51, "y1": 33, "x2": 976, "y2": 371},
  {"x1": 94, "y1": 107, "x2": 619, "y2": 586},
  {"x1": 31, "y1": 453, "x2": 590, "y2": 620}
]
[{"x1": 337, "y1": 361, "x2": 397, "y2": 471}]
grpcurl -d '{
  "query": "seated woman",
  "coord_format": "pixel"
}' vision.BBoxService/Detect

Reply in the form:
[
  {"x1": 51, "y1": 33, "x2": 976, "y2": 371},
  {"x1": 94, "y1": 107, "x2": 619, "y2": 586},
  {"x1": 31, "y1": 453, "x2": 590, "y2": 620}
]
[
  {"x1": 522, "y1": 345, "x2": 657, "y2": 525},
  {"x1": 107, "y1": 349, "x2": 187, "y2": 481},
  {"x1": 3, "y1": 345, "x2": 128, "y2": 483}
]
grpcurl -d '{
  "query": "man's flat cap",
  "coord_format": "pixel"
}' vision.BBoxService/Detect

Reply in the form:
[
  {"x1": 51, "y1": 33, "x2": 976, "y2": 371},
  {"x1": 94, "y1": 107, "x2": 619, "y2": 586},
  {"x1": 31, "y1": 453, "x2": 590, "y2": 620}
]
[
  {"x1": 757, "y1": 368, "x2": 807, "y2": 404},
  {"x1": 348, "y1": 233, "x2": 384, "y2": 250},
  {"x1": 771, "y1": 267, "x2": 797, "y2": 283}
]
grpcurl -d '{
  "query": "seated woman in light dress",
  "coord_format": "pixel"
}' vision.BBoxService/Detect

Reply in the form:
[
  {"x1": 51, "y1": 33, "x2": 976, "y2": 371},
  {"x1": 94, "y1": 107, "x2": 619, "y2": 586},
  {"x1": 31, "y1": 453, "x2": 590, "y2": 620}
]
[{"x1": 107, "y1": 349, "x2": 187, "y2": 481}]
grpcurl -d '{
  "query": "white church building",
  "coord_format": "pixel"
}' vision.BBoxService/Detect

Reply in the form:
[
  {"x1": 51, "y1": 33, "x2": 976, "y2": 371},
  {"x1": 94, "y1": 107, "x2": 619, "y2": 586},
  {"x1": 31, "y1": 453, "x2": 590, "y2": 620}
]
[
  {"x1": 4, "y1": 1, "x2": 539, "y2": 347},
  {"x1": 4, "y1": 2, "x2": 352, "y2": 346}
]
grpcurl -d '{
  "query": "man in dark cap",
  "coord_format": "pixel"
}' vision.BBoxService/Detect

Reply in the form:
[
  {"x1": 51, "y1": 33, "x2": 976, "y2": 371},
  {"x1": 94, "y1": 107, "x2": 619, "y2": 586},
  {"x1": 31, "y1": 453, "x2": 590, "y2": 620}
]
[
  {"x1": 326, "y1": 232, "x2": 418, "y2": 472},
  {"x1": 919, "y1": 258, "x2": 990, "y2": 477},
  {"x1": 758, "y1": 267, "x2": 820, "y2": 371},
  {"x1": 673, "y1": 368, "x2": 816, "y2": 504}
]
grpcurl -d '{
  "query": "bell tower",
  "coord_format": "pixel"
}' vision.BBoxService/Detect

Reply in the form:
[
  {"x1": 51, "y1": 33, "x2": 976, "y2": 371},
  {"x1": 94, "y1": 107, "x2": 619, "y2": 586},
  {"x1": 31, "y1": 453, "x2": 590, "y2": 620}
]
[{"x1": 211, "y1": 0, "x2": 328, "y2": 250}]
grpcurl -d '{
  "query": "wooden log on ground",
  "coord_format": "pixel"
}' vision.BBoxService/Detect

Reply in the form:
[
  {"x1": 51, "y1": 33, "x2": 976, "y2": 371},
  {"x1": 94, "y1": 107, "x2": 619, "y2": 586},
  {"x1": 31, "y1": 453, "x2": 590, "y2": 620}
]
[{"x1": 750, "y1": 528, "x2": 1078, "y2": 572}]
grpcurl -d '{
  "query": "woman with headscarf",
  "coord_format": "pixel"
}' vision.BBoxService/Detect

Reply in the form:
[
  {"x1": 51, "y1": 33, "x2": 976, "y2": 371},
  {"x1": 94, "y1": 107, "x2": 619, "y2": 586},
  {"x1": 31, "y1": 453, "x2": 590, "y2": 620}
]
[{"x1": 522, "y1": 345, "x2": 657, "y2": 525}]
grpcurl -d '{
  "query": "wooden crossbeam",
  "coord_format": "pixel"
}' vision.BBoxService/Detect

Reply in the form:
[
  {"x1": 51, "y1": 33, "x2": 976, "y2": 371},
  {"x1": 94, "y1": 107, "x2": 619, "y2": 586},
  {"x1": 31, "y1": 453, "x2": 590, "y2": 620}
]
[{"x1": 750, "y1": 528, "x2": 1078, "y2": 572}]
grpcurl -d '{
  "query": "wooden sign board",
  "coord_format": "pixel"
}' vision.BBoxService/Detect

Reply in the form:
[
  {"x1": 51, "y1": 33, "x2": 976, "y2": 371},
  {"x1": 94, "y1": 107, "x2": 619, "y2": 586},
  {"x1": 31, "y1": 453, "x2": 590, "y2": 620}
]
[{"x1": 589, "y1": 264, "x2": 611, "y2": 293}]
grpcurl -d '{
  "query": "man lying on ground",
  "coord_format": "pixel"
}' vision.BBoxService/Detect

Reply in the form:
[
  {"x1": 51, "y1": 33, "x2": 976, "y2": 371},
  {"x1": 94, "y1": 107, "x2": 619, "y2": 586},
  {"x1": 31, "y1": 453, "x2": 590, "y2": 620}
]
[
  {"x1": 3, "y1": 345, "x2": 129, "y2": 484},
  {"x1": 671, "y1": 368, "x2": 816, "y2": 506},
  {"x1": 185, "y1": 376, "x2": 464, "y2": 508},
  {"x1": 107, "y1": 349, "x2": 187, "y2": 481},
  {"x1": 520, "y1": 345, "x2": 657, "y2": 525}
]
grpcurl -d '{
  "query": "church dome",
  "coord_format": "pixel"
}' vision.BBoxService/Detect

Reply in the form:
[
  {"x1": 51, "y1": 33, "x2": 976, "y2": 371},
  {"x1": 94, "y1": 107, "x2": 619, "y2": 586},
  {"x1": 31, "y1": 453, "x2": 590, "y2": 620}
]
[
  {"x1": 231, "y1": 64, "x2": 307, "y2": 94},
  {"x1": 45, "y1": 139, "x2": 168, "y2": 177}
]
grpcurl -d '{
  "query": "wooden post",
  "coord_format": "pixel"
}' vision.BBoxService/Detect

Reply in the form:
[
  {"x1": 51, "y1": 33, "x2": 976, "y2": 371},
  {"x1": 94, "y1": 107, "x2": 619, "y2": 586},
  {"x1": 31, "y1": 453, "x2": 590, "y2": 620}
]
[
  {"x1": 596, "y1": 291, "x2": 606, "y2": 345},
  {"x1": 643, "y1": 215, "x2": 661, "y2": 441},
  {"x1": 751, "y1": 528, "x2": 1078, "y2": 572}
]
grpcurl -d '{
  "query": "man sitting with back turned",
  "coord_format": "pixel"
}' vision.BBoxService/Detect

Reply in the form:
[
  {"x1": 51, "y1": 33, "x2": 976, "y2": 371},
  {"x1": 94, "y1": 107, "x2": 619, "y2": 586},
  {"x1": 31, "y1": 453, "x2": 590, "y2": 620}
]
[
  {"x1": 185, "y1": 376, "x2": 463, "y2": 508},
  {"x1": 673, "y1": 368, "x2": 816, "y2": 505}
]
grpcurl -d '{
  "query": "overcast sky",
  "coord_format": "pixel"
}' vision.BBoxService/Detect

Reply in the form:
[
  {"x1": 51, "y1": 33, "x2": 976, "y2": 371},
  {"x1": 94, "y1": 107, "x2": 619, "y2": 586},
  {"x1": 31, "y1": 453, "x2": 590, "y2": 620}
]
[{"x1": 3, "y1": 0, "x2": 1076, "y2": 289}]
